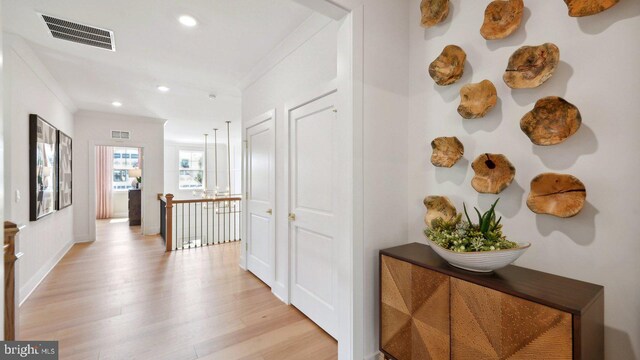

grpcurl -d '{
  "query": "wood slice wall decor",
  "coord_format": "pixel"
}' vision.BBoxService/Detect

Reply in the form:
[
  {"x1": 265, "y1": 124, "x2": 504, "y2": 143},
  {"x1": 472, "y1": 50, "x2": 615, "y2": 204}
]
[
  {"x1": 431, "y1": 137, "x2": 464, "y2": 167},
  {"x1": 480, "y1": 0, "x2": 525, "y2": 40},
  {"x1": 414, "y1": 2, "x2": 602, "y2": 223},
  {"x1": 457, "y1": 80, "x2": 498, "y2": 119},
  {"x1": 424, "y1": 195, "x2": 458, "y2": 227},
  {"x1": 471, "y1": 154, "x2": 516, "y2": 194},
  {"x1": 429, "y1": 45, "x2": 466, "y2": 86},
  {"x1": 420, "y1": 0, "x2": 450, "y2": 28},
  {"x1": 564, "y1": 0, "x2": 619, "y2": 17},
  {"x1": 521, "y1": 97, "x2": 582, "y2": 145},
  {"x1": 503, "y1": 43, "x2": 560, "y2": 89},
  {"x1": 527, "y1": 173, "x2": 586, "y2": 218}
]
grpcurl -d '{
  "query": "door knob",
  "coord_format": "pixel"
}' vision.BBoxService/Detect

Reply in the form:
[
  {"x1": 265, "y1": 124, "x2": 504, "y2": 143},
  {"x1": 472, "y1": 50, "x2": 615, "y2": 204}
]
[
  {"x1": 288, "y1": 213, "x2": 296, "y2": 221},
  {"x1": 266, "y1": 209, "x2": 272, "y2": 215}
]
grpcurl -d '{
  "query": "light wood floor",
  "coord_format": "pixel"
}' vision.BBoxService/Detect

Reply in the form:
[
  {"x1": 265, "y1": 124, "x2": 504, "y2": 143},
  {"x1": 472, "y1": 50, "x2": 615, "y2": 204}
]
[{"x1": 20, "y1": 219, "x2": 337, "y2": 360}]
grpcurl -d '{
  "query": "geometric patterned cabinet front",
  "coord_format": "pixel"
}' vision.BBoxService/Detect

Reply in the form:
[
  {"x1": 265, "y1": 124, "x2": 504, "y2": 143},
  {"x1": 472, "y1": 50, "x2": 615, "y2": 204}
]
[
  {"x1": 380, "y1": 243, "x2": 604, "y2": 360},
  {"x1": 451, "y1": 278, "x2": 572, "y2": 359},
  {"x1": 381, "y1": 256, "x2": 450, "y2": 359}
]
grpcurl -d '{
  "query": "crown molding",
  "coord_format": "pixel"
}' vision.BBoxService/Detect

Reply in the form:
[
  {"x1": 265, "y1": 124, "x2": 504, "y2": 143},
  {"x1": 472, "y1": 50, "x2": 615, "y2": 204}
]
[
  {"x1": 291, "y1": 0, "x2": 349, "y2": 20},
  {"x1": 237, "y1": 13, "x2": 333, "y2": 92}
]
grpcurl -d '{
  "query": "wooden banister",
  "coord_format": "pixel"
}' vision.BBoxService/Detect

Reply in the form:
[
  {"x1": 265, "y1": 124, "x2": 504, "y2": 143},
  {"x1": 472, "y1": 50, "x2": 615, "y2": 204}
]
[
  {"x1": 165, "y1": 194, "x2": 174, "y2": 252},
  {"x1": 4, "y1": 221, "x2": 21, "y2": 340},
  {"x1": 162, "y1": 194, "x2": 242, "y2": 252},
  {"x1": 170, "y1": 197, "x2": 242, "y2": 204}
]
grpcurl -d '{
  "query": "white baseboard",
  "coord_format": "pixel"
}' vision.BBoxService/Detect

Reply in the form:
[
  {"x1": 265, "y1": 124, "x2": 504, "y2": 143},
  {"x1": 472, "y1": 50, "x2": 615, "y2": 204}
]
[
  {"x1": 74, "y1": 233, "x2": 94, "y2": 243},
  {"x1": 272, "y1": 281, "x2": 289, "y2": 304},
  {"x1": 19, "y1": 240, "x2": 74, "y2": 306}
]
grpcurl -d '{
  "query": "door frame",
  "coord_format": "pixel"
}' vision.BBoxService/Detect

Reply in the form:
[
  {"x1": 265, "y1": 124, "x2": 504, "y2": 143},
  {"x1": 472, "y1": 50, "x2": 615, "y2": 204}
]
[
  {"x1": 88, "y1": 141, "x2": 148, "y2": 240},
  {"x1": 335, "y1": 8, "x2": 364, "y2": 360},
  {"x1": 241, "y1": 109, "x2": 276, "y2": 287}
]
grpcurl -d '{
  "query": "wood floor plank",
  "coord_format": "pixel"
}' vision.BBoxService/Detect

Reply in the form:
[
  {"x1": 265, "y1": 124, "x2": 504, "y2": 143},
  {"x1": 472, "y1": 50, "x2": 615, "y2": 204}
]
[
  {"x1": 196, "y1": 320, "x2": 319, "y2": 359},
  {"x1": 19, "y1": 220, "x2": 337, "y2": 360}
]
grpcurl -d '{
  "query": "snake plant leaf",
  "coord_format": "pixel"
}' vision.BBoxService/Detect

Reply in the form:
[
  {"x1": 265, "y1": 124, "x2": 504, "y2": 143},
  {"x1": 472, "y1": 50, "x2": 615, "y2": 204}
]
[
  {"x1": 492, "y1": 216, "x2": 502, "y2": 231},
  {"x1": 474, "y1": 207, "x2": 483, "y2": 225},
  {"x1": 463, "y1": 203, "x2": 473, "y2": 224}
]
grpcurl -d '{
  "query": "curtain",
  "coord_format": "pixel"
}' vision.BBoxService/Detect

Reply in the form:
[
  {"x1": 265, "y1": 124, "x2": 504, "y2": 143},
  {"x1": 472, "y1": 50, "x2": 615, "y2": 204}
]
[
  {"x1": 138, "y1": 147, "x2": 143, "y2": 182},
  {"x1": 96, "y1": 146, "x2": 113, "y2": 219}
]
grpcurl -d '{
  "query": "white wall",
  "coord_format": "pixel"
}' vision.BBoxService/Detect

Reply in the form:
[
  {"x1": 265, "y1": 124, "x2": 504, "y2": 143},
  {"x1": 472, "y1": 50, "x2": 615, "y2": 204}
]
[
  {"x1": 111, "y1": 191, "x2": 128, "y2": 218},
  {"x1": 407, "y1": 1, "x2": 640, "y2": 358},
  {"x1": 3, "y1": 35, "x2": 76, "y2": 304},
  {"x1": 358, "y1": 1, "x2": 410, "y2": 358},
  {"x1": 74, "y1": 110, "x2": 164, "y2": 239},
  {"x1": 230, "y1": 142, "x2": 241, "y2": 195},
  {"x1": 331, "y1": 2, "x2": 413, "y2": 358},
  {"x1": 242, "y1": 17, "x2": 339, "y2": 299}
]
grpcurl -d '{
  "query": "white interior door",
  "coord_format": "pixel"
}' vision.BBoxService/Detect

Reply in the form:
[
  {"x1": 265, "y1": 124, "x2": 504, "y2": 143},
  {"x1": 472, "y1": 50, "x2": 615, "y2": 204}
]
[
  {"x1": 246, "y1": 115, "x2": 275, "y2": 286},
  {"x1": 289, "y1": 90, "x2": 339, "y2": 338}
]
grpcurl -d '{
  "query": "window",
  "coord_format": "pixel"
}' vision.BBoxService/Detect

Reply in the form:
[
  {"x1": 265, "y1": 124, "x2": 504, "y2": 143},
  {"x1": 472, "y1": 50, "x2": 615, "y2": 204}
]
[
  {"x1": 179, "y1": 150, "x2": 204, "y2": 189},
  {"x1": 112, "y1": 147, "x2": 140, "y2": 191}
]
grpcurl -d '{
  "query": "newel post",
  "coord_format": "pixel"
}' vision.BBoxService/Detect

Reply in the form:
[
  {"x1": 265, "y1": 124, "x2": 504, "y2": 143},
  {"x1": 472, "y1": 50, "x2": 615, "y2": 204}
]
[
  {"x1": 4, "y1": 221, "x2": 21, "y2": 340},
  {"x1": 165, "y1": 194, "x2": 174, "y2": 252}
]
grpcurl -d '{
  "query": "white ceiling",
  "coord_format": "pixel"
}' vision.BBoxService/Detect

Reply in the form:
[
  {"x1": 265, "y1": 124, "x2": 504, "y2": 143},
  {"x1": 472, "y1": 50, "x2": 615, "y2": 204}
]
[{"x1": 3, "y1": 0, "x2": 314, "y2": 143}]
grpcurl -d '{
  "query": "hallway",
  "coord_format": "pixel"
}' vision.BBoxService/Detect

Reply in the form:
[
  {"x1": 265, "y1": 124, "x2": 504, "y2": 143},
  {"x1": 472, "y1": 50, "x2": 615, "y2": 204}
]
[{"x1": 19, "y1": 220, "x2": 337, "y2": 360}]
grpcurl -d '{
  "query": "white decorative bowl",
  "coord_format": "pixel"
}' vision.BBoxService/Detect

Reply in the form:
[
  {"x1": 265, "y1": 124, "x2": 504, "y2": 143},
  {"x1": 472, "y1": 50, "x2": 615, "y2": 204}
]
[{"x1": 425, "y1": 237, "x2": 530, "y2": 273}]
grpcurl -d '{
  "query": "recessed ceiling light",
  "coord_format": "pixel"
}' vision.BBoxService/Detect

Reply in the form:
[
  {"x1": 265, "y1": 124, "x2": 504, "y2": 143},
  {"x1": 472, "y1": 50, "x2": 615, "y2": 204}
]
[
  {"x1": 112, "y1": 101, "x2": 122, "y2": 107},
  {"x1": 178, "y1": 15, "x2": 198, "y2": 27},
  {"x1": 157, "y1": 85, "x2": 170, "y2": 92}
]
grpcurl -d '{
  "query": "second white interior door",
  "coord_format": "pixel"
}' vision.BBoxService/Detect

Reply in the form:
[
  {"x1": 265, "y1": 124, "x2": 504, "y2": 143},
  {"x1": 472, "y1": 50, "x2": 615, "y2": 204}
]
[
  {"x1": 289, "y1": 90, "x2": 339, "y2": 339},
  {"x1": 246, "y1": 114, "x2": 275, "y2": 286}
]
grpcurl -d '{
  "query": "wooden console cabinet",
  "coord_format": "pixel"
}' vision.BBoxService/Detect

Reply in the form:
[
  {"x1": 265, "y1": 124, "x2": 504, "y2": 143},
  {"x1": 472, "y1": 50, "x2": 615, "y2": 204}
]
[
  {"x1": 380, "y1": 243, "x2": 604, "y2": 360},
  {"x1": 128, "y1": 189, "x2": 141, "y2": 226}
]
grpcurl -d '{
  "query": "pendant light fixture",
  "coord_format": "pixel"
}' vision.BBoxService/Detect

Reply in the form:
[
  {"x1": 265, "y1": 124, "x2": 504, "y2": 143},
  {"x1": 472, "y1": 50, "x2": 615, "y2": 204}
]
[
  {"x1": 213, "y1": 128, "x2": 219, "y2": 196},
  {"x1": 203, "y1": 133, "x2": 208, "y2": 190},
  {"x1": 193, "y1": 133, "x2": 211, "y2": 198},
  {"x1": 226, "y1": 121, "x2": 232, "y2": 196},
  {"x1": 189, "y1": 119, "x2": 233, "y2": 199}
]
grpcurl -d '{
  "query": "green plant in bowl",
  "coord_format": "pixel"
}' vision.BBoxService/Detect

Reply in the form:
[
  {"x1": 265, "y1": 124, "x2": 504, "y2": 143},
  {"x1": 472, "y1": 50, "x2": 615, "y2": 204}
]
[{"x1": 425, "y1": 199, "x2": 518, "y2": 253}]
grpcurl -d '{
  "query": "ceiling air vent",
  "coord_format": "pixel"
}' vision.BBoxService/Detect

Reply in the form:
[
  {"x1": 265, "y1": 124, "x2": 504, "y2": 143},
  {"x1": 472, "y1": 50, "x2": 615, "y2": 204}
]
[
  {"x1": 111, "y1": 130, "x2": 131, "y2": 140},
  {"x1": 41, "y1": 14, "x2": 115, "y2": 51}
]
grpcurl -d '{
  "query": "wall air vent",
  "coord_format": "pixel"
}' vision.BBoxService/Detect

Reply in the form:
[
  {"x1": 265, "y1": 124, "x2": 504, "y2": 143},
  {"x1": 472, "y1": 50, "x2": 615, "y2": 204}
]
[
  {"x1": 111, "y1": 130, "x2": 131, "y2": 140},
  {"x1": 41, "y1": 14, "x2": 115, "y2": 51}
]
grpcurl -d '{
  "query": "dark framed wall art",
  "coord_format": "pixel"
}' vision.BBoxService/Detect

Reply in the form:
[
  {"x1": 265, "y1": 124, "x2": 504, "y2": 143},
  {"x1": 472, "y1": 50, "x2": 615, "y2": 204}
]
[
  {"x1": 57, "y1": 130, "x2": 72, "y2": 209},
  {"x1": 29, "y1": 114, "x2": 58, "y2": 221}
]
